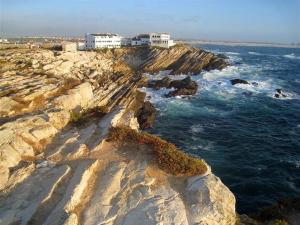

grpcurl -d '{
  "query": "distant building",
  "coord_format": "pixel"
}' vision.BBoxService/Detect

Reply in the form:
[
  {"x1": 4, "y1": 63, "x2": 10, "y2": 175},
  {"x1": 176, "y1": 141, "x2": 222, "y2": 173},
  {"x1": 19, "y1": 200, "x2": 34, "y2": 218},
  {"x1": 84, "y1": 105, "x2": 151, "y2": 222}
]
[
  {"x1": 0, "y1": 38, "x2": 9, "y2": 43},
  {"x1": 121, "y1": 37, "x2": 131, "y2": 46},
  {"x1": 149, "y1": 33, "x2": 174, "y2": 48},
  {"x1": 131, "y1": 37, "x2": 142, "y2": 46},
  {"x1": 62, "y1": 42, "x2": 77, "y2": 52},
  {"x1": 85, "y1": 33, "x2": 121, "y2": 49},
  {"x1": 131, "y1": 33, "x2": 175, "y2": 48},
  {"x1": 84, "y1": 32, "x2": 175, "y2": 49}
]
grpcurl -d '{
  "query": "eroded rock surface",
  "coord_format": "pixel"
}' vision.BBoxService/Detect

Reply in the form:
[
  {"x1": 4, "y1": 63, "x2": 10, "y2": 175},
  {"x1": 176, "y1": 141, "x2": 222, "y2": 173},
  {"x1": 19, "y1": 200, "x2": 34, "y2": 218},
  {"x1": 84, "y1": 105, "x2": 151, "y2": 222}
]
[{"x1": 0, "y1": 47, "x2": 236, "y2": 225}]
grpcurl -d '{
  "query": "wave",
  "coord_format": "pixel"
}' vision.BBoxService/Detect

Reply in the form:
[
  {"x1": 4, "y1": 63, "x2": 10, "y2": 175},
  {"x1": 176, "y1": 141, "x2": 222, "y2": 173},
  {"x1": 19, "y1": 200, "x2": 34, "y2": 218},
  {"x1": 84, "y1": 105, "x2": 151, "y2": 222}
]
[
  {"x1": 283, "y1": 53, "x2": 300, "y2": 60},
  {"x1": 248, "y1": 51, "x2": 263, "y2": 56},
  {"x1": 225, "y1": 52, "x2": 240, "y2": 55}
]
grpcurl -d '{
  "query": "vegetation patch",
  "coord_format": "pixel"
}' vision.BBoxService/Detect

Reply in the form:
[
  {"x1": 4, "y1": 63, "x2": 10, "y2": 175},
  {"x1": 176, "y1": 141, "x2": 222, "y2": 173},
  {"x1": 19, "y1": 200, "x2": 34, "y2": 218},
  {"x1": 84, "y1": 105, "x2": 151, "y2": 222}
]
[
  {"x1": 253, "y1": 197, "x2": 300, "y2": 225},
  {"x1": 267, "y1": 220, "x2": 289, "y2": 225},
  {"x1": 107, "y1": 126, "x2": 207, "y2": 176}
]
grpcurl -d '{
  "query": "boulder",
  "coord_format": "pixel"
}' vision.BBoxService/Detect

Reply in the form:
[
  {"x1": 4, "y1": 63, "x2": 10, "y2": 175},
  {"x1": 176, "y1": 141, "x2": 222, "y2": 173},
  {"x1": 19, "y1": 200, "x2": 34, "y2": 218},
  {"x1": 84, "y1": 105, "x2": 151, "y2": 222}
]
[
  {"x1": 135, "y1": 101, "x2": 156, "y2": 129},
  {"x1": 168, "y1": 76, "x2": 196, "y2": 89},
  {"x1": 147, "y1": 76, "x2": 198, "y2": 97},
  {"x1": 147, "y1": 77, "x2": 172, "y2": 90},
  {"x1": 53, "y1": 92, "x2": 82, "y2": 111},
  {"x1": 53, "y1": 82, "x2": 93, "y2": 111},
  {"x1": 230, "y1": 79, "x2": 250, "y2": 85},
  {"x1": 166, "y1": 76, "x2": 198, "y2": 97},
  {"x1": 68, "y1": 82, "x2": 93, "y2": 108}
]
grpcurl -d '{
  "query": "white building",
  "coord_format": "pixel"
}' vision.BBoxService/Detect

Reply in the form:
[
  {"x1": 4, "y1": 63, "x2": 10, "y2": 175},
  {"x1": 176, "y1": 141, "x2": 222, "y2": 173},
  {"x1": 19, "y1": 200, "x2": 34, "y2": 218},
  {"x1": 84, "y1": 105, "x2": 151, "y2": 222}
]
[
  {"x1": 85, "y1": 33, "x2": 121, "y2": 49},
  {"x1": 84, "y1": 32, "x2": 175, "y2": 49},
  {"x1": 131, "y1": 33, "x2": 175, "y2": 48},
  {"x1": 121, "y1": 37, "x2": 131, "y2": 46},
  {"x1": 149, "y1": 33, "x2": 174, "y2": 48},
  {"x1": 0, "y1": 38, "x2": 9, "y2": 43},
  {"x1": 131, "y1": 37, "x2": 142, "y2": 46}
]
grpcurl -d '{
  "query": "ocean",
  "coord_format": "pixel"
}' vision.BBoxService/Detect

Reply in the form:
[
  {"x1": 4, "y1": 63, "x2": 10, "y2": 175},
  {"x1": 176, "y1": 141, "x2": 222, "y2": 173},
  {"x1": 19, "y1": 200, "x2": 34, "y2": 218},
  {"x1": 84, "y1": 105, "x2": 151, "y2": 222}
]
[{"x1": 141, "y1": 45, "x2": 300, "y2": 213}]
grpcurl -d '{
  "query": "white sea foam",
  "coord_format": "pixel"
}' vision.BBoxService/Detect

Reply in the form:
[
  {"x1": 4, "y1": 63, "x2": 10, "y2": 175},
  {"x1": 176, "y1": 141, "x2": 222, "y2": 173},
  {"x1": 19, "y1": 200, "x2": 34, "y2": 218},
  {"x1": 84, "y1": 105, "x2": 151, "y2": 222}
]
[
  {"x1": 190, "y1": 142, "x2": 215, "y2": 152},
  {"x1": 283, "y1": 53, "x2": 300, "y2": 60},
  {"x1": 225, "y1": 52, "x2": 240, "y2": 55},
  {"x1": 248, "y1": 51, "x2": 263, "y2": 56},
  {"x1": 287, "y1": 160, "x2": 300, "y2": 168},
  {"x1": 201, "y1": 65, "x2": 240, "y2": 81},
  {"x1": 248, "y1": 52, "x2": 282, "y2": 57},
  {"x1": 190, "y1": 124, "x2": 204, "y2": 134}
]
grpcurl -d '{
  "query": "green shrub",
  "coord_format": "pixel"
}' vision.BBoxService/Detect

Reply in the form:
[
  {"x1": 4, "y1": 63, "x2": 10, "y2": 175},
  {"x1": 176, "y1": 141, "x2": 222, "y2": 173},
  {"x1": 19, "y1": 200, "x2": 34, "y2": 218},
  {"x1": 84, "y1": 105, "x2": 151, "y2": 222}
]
[{"x1": 107, "y1": 126, "x2": 207, "y2": 176}]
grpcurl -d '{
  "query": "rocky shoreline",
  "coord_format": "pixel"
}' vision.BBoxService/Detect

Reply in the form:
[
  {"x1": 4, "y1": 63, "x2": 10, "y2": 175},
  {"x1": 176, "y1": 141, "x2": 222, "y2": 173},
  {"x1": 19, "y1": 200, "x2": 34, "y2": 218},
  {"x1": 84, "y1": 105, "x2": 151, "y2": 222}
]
[{"x1": 0, "y1": 44, "x2": 285, "y2": 225}]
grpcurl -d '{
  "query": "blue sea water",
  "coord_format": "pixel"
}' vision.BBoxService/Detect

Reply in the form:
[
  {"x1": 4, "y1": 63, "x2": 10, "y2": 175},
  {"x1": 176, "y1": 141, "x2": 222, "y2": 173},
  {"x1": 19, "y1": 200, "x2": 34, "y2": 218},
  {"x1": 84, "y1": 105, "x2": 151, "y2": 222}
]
[{"x1": 143, "y1": 45, "x2": 300, "y2": 213}]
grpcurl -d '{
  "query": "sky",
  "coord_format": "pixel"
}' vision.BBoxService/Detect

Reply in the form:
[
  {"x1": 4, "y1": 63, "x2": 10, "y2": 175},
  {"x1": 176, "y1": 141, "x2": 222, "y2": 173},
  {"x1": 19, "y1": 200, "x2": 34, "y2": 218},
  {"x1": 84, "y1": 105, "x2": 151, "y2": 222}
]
[{"x1": 1, "y1": 0, "x2": 300, "y2": 44}]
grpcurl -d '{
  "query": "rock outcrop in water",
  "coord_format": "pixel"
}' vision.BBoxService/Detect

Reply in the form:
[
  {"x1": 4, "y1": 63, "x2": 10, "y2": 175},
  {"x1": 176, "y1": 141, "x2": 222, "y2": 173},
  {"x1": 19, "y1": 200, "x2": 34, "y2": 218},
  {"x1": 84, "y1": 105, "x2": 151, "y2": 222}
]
[
  {"x1": 274, "y1": 89, "x2": 287, "y2": 99},
  {"x1": 231, "y1": 79, "x2": 250, "y2": 85},
  {"x1": 147, "y1": 76, "x2": 198, "y2": 97},
  {"x1": 0, "y1": 46, "x2": 236, "y2": 225},
  {"x1": 166, "y1": 76, "x2": 198, "y2": 97}
]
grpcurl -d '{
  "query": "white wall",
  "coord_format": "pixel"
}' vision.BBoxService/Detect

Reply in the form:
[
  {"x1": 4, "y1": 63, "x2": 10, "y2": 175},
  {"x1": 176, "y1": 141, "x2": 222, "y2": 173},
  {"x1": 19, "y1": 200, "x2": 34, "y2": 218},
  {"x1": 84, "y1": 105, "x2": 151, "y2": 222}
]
[
  {"x1": 149, "y1": 33, "x2": 174, "y2": 48},
  {"x1": 85, "y1": 34, "x2": 121, "y2": 49}
]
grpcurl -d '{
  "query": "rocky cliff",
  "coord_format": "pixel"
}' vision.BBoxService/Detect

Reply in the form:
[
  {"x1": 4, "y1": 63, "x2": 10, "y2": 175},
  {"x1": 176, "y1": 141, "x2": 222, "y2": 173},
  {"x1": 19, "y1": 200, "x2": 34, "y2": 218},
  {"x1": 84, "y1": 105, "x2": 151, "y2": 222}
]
[{"x1": 0, "y1": 45, "x2": 236, "y2": 225}]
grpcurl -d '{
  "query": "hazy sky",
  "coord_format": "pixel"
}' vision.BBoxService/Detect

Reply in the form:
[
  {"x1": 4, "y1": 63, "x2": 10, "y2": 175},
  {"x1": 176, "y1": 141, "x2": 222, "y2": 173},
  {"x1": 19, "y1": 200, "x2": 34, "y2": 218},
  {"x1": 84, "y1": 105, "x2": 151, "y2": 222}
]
[{"x1": 1, "y1": 0, "x2": 300, "y2": 43}]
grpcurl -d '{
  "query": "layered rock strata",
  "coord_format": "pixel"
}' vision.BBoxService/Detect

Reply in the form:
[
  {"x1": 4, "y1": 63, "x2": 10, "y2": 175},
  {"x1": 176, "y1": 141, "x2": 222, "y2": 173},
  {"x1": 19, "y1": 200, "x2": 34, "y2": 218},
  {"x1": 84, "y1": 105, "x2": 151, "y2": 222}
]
[{"x1": 0, "y1": 46, "x2": 236, "y2": 225}]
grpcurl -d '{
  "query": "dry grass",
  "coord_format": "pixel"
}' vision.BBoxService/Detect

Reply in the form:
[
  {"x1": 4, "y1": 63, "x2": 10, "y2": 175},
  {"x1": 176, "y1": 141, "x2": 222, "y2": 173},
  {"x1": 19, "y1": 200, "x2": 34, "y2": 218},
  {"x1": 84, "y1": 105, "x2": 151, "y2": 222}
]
[{"x1": 107, "y1": 126, "x2": 207, "y2": 176}]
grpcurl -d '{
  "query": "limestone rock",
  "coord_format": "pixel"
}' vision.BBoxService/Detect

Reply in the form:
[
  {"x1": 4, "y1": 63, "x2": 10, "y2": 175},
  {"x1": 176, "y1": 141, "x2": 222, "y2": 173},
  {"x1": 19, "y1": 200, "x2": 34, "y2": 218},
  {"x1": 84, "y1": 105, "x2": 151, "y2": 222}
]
[
  {"x1": 68, "y1": 82, "x2": 93, "y2": 108},
  {"x1": 47, "y1": 110, "x2": 71, "y2": 129},
  {"x1": 0, "y1": 97, "x2": 24, "y2": 116},
  {"x1": 0, "y1": 144, "x2": 21, "y2": 169},
  {"x1": 185, "y1": 174, "x2": 236, "y2": 225},
  {"x1": 54, "y1": 93, "x2": 82, "y2": 111},
  {"x1": 136, "y1": 101, "x2": 156, "y2": 129}
]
